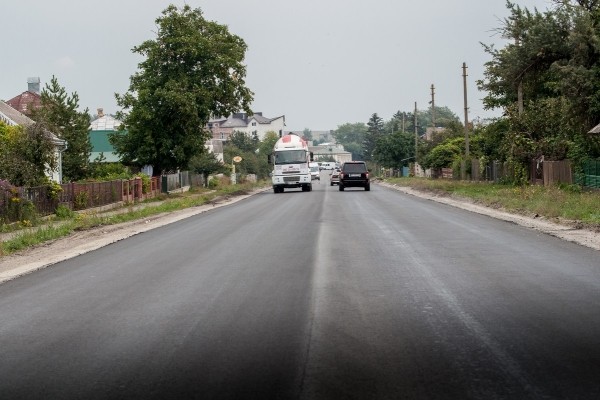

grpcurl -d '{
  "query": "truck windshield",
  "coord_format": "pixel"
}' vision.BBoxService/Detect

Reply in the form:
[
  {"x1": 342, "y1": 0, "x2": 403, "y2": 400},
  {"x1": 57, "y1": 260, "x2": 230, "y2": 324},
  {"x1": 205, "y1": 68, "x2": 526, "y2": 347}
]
[{"x1": 274, "y1": 150, "x2": 306, "y2": 164}]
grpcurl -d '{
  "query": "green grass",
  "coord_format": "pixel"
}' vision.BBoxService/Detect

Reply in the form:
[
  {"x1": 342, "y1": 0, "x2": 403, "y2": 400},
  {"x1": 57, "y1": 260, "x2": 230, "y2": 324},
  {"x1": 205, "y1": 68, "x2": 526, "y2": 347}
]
[
  {"x1": 385, "y1": 177, "x2": 600, "y2": 228},
  {"x1": 0, "y1": 182, "x2": 266, "y2": 256}
]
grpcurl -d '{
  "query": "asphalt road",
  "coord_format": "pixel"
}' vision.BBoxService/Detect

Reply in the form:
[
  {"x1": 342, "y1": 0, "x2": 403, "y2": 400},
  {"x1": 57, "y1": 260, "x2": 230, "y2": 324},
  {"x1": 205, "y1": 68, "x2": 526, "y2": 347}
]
[{"x1": 1, "y1": 174, "x2": 599, "y2": 399}]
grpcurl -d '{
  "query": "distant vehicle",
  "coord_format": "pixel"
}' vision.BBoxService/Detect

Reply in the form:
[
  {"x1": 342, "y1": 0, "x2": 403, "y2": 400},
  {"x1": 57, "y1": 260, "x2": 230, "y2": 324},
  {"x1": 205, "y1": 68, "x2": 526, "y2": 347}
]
[
  {"x1": 321, "y1": 162, "x2": 336, "y2": 170},
  {"x1": 309, "y1": 162, "x2": 320, "y2": 180},
  {"x1": 339, "y1": 161, "x2": 370, "y2": 191},
  {"x1": 269, "y1": 134, "x2": 313, "y2": 193},
  {"x1": 330, "y1": 168, "x2": 340, "y2": 186}
]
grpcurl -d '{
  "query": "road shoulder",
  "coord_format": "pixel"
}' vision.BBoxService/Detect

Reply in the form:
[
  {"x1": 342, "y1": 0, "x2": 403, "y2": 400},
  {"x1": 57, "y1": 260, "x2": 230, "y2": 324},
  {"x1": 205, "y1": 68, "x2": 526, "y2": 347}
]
[{"x1": 379, "y1": 181, "x2": 600, "y2": 252}]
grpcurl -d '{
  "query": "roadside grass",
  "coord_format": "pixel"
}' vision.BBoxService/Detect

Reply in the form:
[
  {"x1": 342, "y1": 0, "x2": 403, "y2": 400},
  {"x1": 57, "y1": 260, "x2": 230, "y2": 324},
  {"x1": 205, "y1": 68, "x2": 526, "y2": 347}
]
[
  {"x1": 0, "y1": 182, "x2": 266, "y2": 257},
  {"x1": 385, "y1": 177, "x2": 600, "y2": 228}
]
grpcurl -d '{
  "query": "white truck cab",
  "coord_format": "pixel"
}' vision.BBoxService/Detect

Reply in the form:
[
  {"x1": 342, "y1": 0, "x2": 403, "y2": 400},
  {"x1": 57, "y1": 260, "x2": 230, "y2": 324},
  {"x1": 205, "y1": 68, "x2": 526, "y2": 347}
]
[{"x1": 269, "y1": 134, "x2": 313, "y2": 193}]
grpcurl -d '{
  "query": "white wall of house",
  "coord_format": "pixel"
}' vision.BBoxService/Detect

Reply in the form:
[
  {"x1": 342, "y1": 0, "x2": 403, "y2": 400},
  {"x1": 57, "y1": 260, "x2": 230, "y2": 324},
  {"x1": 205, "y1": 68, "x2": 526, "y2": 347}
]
[{"x1": 237, "y1": 116, "x2": 285, "y2": 141}]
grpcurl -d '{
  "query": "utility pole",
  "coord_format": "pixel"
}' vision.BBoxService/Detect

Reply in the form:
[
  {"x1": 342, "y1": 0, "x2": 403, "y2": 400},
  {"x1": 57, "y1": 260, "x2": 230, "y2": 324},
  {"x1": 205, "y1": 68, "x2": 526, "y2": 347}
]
[
  {"x1": 402, "y1": 113, "x2": 405, "y2": 133},
  {"x1": 414, "y1": 102, "x2": 418, "y2": 165},
  {"x1": 515, "y1": 31, "x2": 524, "y2": 115},
  {"x1": 462, "y1": 62, "x2": 470, "y2": 158},
  {"x1": 430, "y1": 84, "x2": 436, "y2": 128}
]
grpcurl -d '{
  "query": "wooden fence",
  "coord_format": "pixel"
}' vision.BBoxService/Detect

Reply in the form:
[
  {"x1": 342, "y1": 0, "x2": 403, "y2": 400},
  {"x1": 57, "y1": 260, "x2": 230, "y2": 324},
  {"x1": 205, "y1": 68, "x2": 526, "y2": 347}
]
[{"x1": 0, "y1": 170, "x2": 210, "y2": 224}]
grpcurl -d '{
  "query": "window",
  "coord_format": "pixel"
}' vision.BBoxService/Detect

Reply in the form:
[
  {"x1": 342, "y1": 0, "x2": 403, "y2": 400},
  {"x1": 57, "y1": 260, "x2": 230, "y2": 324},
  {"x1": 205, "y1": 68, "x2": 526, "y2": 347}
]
[
  {"x1": 220, "y1": 132, "x2": 225, "y2": 140},
  {"x1": 252, "y1": 122, "x2": 257, "y2": 126}
]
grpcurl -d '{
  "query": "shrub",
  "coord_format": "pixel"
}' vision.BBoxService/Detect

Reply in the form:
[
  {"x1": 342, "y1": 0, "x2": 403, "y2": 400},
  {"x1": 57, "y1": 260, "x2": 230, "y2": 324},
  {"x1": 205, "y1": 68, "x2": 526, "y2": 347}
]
[
  {"x1": 74, "y1": 191, "x2": 89, "y2": 210},
  {"x1": 55, "y1": 204, "x2": 74, "y2": 219}
]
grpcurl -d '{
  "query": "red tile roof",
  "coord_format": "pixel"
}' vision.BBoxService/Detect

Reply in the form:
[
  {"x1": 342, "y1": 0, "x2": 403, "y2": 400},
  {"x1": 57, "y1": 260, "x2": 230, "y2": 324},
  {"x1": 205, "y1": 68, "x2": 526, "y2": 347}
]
[{"x1": 6, "y1": 91, "x2": 42, "y2": 116}]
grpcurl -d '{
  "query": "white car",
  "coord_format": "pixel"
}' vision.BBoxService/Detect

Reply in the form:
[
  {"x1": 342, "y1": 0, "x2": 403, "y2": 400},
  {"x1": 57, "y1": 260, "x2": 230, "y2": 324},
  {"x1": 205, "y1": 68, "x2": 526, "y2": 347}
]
[{"x1": 309, "y1": 162, "x2": 320, "y2": 180}]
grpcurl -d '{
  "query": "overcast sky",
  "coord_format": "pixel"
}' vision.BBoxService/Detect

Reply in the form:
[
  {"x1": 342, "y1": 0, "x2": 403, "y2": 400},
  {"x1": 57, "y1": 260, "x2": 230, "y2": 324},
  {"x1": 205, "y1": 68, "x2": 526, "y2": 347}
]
[{"x1": 2, "y1": 0, "x2": 549, "y2": 131}]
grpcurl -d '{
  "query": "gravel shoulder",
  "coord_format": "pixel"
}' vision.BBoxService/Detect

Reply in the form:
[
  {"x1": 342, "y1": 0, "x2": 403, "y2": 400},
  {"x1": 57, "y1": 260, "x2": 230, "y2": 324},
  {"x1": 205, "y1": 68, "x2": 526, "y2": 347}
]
[{"x1": 1, "y1": 183, "x2": 598, "y2": 285}]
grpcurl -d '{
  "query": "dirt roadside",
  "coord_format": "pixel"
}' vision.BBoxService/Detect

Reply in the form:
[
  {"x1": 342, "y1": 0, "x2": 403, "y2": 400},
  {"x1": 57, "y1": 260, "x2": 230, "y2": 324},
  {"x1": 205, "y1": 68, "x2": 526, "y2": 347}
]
[{"x1": 0, "y1": 183, "x2": 598, "y2": 285}]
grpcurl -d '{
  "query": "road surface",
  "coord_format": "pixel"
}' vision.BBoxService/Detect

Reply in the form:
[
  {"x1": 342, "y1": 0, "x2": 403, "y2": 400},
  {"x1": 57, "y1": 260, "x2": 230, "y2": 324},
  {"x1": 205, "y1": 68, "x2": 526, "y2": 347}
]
[{"x1": 1, "y1": 175, "x2": 599, "y2": 399}]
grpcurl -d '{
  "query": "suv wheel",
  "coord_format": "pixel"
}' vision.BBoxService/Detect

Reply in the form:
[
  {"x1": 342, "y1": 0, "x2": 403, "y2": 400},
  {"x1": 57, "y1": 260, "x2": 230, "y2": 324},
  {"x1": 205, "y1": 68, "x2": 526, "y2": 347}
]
[
  {"x1": 365, "y1": 184, "x2": 370, "y2": 191},
  {"x1": 339, "y1": 185, "x2": 344, "y2": 191}
]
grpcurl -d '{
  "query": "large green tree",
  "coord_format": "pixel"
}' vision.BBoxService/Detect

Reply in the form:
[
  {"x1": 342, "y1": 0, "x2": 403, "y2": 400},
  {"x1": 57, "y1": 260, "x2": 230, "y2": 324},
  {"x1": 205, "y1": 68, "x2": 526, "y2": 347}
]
[
  {"x1": 113, "y1": 5, "x2": 254, "y2": 176},
  {"x1": 478, "y1": 1, "x2": 600, "y2": 165},
  {"x1": 373, "y1": 131, "x2": 414, "y2": 169},
  {"x1": 33, "y1": 76, "x2": 91, "y2": 182},
  {"x1": 333, "y1": 122, "x2": 367, "y2": 160},
  {"x1": 363, "y1": 113, "x2": 384, "y2": 161}
]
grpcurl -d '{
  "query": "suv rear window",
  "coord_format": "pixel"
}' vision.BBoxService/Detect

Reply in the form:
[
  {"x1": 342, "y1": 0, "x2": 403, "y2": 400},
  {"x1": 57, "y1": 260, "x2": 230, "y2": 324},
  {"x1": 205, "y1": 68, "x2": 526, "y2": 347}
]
[{"x1": 343, "y1": 163, "x2": 367, "y2": 173}]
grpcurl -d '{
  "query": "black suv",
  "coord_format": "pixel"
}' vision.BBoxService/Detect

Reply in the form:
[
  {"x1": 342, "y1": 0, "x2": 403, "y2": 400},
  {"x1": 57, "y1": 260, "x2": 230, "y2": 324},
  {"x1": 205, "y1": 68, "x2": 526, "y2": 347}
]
[{"x1": 339, "y1": 161, "x2": 370, "y2": 191}]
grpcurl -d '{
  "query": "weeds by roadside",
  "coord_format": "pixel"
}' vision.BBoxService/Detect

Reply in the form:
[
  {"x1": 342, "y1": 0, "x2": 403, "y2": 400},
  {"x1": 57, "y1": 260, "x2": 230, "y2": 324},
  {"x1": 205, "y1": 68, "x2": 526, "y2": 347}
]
[{"x1": 386, "y1": 177, "x2": 600, "y2": 229}]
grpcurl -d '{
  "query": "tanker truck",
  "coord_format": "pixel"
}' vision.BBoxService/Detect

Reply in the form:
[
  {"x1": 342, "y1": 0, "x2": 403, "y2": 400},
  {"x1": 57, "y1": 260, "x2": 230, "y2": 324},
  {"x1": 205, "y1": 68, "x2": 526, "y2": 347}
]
[{"x1": 269, "y1": 133, "x2": 313, "y2": 193}]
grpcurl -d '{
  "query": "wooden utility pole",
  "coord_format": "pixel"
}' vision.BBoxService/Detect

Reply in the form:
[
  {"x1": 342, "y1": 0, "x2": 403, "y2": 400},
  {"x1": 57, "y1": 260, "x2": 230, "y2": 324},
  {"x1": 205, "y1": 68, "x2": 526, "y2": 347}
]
[
  {"x1": 462, "y1": 62, "x2": 470, "y2": 158},
  {"x1": 515, "y1": 34, "x2": 524, "y2": 115},
  {"x1": 414, "y1": 102, "x2": 418, "y2": 164},
  {"x1": 402, "y1": 113, "x2": 405, "y2": 132},
  {"x1": 430, "y1": 84, "x2": 436, "y2": 128}
]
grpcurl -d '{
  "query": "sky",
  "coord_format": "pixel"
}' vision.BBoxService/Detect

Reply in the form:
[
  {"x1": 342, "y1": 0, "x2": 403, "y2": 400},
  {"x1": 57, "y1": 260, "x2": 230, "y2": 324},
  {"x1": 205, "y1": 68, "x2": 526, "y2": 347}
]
[{"x1": 1, "y1": 0, "x2": 549, "y2": 132}]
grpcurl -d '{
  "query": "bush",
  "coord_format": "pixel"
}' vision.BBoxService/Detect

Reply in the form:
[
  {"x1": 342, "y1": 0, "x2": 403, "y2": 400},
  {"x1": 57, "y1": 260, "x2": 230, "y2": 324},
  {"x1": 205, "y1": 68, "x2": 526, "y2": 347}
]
[
  {"x1": 55, "y1": 204, "x2": 74, "y2": 219},
  {"x1": 208, "y1": 177, "x2": 219, "y2": 189}
]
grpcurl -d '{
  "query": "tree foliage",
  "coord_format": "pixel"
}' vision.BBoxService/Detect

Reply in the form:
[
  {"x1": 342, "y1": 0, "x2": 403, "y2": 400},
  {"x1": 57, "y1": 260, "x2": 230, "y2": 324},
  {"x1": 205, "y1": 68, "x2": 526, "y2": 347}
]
[
  {"x1": 0, "y1": 121, "x2": 56, "y2": 187},
  {"x1": 363, "y1": 113, "x2": 384, "y2": 161},
  {"x1": 188, "y1": 151, "x2": 228, "y2": 186},
  {"x1": 33, "y1": 76, "x2": 91, "y2": 182},
  {"x1": 333, "y1": 123, "x2": 366, "y2": 160},
  {"x1": 478, "y1": 1, "x2": 600, "y2": 167},
  {"x1": 113, "y1": 5, "x2": 254, "y2": 176},
  {"x1": 373, "y1": 131, "x2": 414, "y2": 169}
]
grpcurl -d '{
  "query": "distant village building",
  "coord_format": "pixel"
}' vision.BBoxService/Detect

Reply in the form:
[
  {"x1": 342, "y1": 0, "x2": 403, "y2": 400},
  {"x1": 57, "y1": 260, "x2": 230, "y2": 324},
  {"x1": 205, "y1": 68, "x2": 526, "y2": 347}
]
[
  {"x1": 208, "y1": 112, "x2": 285, "y2": 141},
  {"x1": 0, "y1": 100, "x2": 66, "y2": 183},
  {"x1": 309, "y1": 143, "x2": 352, "y2": 163},
  {"x1": 89, "y1": 108, "x2": 122, "y2": 162}
]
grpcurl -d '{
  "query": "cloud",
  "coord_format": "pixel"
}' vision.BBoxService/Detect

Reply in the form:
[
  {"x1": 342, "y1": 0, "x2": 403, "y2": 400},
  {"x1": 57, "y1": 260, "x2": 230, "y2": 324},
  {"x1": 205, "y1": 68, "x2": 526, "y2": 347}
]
[{"x1": 54, "y1": 56, "x2": 75, "y2": 69}]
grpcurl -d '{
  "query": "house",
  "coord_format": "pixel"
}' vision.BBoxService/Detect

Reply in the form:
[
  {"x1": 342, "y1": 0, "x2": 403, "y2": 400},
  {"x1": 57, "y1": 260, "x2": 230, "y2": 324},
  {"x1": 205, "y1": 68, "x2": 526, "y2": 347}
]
[
  {"x1": 205, "y1": 139, "x2": 224, "y2": 162},
  {"x1": 89, "y1": 108, "x2": 122, "y2": 162},
  {"x1": 207, "y1": 112, "x2": 285, "y2": 141},
  {"x1": 309, "y1": 143, "x2": 352, "y2": 163},
  {"x1": 0, "y1": 100, "x2": 66, "y2": 183},
  {"x1": 6, "y1": 77, "x2": 43, "y2": 117}
]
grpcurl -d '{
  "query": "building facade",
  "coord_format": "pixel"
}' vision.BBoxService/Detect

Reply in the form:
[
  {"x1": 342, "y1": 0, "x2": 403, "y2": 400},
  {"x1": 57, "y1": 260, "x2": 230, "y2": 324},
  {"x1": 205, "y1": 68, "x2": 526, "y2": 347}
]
[{"x1": 208, "y1": 112, "x2": 285, "y2": 141}]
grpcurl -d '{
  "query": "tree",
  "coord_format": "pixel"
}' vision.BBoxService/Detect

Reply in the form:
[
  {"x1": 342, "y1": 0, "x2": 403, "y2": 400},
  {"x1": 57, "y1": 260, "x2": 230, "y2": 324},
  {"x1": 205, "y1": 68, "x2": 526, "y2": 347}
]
[
  {"x1": 113, "y1": 5, "x2": 254, "y2": 176},
  {"x1": 33, "y1": 76, "x2": 92, "y2": 182},
  {"x1": 333, "y1": 122, "x2": 367, "y2": 160},
  {"x1": 258, "y1": 131, "x2": 279, "y2": 158},
  {"x1": 189, "y1": 152, "x2": 228, "y2": 186},
  {"x1": 422, "y1": 142, "x2": 462, "y2": 170},
  {"x1": 477, "y1": 1, "x2": 600, "y2": 167},
  {"x1": 363, "y1": 113, "x2": 384, "y2": 161},
  {"x1": 0, "y1": 121, "x2": 56, "y2": 187},
  {"x1": 373, "y1": 131, "x2": 414, "y2": 169},
  {"x1": 229, "y1": 130, "x2": 258, "y2": 153},
  {"x1": 302, "y1": 128, "x2": 313, "y2": 142}
]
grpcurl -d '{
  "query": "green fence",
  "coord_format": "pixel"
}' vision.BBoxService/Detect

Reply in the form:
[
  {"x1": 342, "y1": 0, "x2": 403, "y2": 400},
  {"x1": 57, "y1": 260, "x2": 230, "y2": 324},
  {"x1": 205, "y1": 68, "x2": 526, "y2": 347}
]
[{"x1": 575, "y1": 159, "x2": 600, "y2": 189}]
